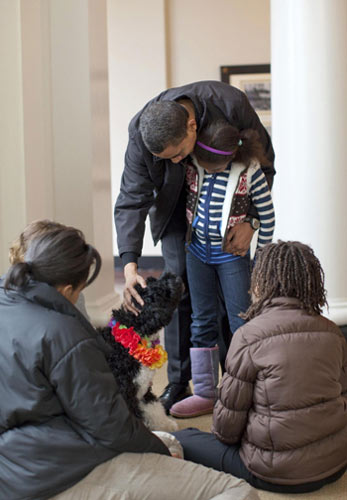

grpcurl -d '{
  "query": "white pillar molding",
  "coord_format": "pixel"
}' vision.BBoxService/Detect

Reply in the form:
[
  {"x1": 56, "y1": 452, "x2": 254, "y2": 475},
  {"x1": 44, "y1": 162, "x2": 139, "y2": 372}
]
[
  {"x1": 21, "y1": 0, "x2": 55, "y2": 222},
  {"x1": 107, "y1": 0, "x2": 167, "y2": 256},
  {"x1": 0, "y1": 0, "x2": 26, "y2": 274},
  {"x1": 0, "y1": 0, "x2": 120, "y2": 324},
  {"x1": 48, "y1": 0, "x2": 120, "y2": 323},
  {"x1": 271, "y1": 0, "x2": 347, "y2": 324}
]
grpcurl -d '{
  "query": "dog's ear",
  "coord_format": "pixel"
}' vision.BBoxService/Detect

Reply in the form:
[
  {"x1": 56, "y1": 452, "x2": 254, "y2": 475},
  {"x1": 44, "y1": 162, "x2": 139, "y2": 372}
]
[
  {"x1": 146, "y1": 277, "x2": 157, "y2": 285},
  {"x1": 160, "y1": 272, "x2": 176, "y2": 281}
]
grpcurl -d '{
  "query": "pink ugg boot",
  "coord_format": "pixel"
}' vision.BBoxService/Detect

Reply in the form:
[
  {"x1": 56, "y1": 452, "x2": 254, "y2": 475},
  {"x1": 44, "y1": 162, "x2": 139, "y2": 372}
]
[
  {"x1": 170, "y1": 394, "x2": 215, "y2": 418},
  {"x1": 170, "y1": 346, "x2": 219, "y2": 418}
]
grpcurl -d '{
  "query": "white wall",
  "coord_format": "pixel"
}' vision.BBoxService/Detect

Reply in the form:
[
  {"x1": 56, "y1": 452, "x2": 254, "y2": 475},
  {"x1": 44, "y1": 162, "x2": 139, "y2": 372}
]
[
  {"x1": 108, "y1": 0, "x2": 270, "y2": 256},
  {"x1": 168, "y1": 0, "x2": 270, "y2": 86},
  {"x1": 107, "y1": 0, "x2": 167, "y2": 257}
]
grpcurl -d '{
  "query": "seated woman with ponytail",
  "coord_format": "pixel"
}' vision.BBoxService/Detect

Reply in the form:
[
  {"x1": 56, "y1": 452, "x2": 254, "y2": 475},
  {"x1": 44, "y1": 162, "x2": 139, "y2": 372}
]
[
  {"x1": 170, "y1": 121, "x2": 275, "y2": 418},
  {"x1": 0, "y1": 223, "x2": 259, "y2": 500},
  {"x1": 8, "y1": 219, "x2": 90, "y2": 319}
]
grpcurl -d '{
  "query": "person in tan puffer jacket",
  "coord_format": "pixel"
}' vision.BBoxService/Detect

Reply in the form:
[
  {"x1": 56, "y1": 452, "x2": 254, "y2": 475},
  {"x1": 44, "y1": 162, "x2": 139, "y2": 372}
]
[{"x1": 174, "y1": 241, "x2": 347, "y2": 494}]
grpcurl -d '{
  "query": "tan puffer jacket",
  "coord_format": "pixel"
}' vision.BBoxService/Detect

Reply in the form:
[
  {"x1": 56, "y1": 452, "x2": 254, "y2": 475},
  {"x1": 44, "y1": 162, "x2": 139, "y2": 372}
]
[{"x1": 212, "y1": 297, "x2": 347, "y2": 485}]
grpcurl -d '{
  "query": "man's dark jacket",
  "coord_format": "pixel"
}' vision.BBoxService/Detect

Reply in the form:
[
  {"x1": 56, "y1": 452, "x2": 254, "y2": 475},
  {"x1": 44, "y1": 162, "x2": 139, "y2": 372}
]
[
  {"x1": 115, "y1": 80, "x2": 275, "y2": 261},
  {"x1": 0, "y1": 279, "x2": 169, "y2": 500}
]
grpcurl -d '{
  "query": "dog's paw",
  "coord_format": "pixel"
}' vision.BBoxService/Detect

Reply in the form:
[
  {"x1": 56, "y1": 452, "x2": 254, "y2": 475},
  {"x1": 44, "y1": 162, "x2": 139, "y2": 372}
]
[
  {"x1": 162, "y1": 416, "x2": 178, "y2": 432},
  {"x1": 141, "y1": 400, "x2": 178, "y2": 432}
]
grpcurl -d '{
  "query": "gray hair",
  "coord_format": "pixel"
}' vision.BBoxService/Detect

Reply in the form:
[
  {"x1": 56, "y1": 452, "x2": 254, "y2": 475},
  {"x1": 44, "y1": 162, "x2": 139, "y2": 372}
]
[{"x1": 139, "y1": 101, "x2": 189, "y2": 154}]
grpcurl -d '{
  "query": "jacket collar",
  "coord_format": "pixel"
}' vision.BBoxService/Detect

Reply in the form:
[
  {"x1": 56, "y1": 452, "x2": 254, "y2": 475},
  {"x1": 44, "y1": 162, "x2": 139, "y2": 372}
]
[
  {"x1": 0, "y1": 278, "x2": 76, "y2": 313},
  {"x1": 0, "y1": 277, "x2": 96, "y2": 332},
  {"x1": 0, "y1": 278, "x2": 113, "y2": 355},
  {"x1": 261, "y1": 297, "x2": 304, "y2": 312}
]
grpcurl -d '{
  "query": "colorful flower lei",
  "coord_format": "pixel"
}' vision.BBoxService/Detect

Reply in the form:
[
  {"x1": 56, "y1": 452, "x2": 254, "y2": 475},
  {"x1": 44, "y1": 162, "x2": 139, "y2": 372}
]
[{"x1": 109, "y1": 320, "x2": 168, "y2": 370}]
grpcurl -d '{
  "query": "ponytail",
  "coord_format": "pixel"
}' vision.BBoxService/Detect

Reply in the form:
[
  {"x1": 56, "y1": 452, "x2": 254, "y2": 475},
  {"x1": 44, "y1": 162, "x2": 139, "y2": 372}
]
[
  {"x1": 237, "y1": 128, "x2": 271, "y2": 167},
  {"x1": 4, "y1": 261, "x2": 34, "y2": 290}
]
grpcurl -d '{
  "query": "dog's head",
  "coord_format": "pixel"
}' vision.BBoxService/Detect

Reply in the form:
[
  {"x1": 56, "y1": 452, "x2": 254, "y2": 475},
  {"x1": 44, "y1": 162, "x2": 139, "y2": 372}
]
[{"x1": 112, "y1": 272, "x2": 183, "y2": 337}]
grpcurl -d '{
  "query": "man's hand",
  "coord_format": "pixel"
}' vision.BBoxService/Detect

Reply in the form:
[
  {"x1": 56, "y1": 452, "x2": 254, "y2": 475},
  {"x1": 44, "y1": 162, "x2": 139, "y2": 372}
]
[
  {"x1": 224, "y1": 222, "x2": 255, "y2": 256},
  {"x1": 123, "y1": 263, "x2": 147, "y2": 315}
]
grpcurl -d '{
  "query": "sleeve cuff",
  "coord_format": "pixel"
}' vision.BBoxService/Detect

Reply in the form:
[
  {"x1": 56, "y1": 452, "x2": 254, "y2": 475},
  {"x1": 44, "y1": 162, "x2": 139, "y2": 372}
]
[{"x1": 120, "y1": 252, "x2": 139, "y2": 267}]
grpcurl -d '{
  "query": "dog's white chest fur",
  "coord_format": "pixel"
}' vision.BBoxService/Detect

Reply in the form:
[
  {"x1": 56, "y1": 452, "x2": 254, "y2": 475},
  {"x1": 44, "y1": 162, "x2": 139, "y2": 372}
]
[
  {"x1": 135, "y1": 366, "x2": 178, "y2": 432},
  {"x1": 134, "y1": 366, "x2": 155, "y2": 400}
]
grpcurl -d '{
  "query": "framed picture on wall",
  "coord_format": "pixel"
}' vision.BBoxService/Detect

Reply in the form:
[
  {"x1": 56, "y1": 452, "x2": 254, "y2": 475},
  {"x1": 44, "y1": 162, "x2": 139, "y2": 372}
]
[{"x1": 220, "y1": 64, "x2": 271, "y2": 136}]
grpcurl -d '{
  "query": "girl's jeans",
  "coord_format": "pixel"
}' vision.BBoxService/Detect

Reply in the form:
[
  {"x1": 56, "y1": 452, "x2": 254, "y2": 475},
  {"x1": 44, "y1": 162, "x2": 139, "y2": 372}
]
[{"x1": 186, "y1": 251, "x2": 251, "y2": 347}]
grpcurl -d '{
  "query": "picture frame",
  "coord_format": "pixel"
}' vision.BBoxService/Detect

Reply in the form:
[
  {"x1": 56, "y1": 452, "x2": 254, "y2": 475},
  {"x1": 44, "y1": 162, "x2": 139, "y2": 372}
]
[{"x1": 220, "y1": 64, "x2": 271, "y2": 136}]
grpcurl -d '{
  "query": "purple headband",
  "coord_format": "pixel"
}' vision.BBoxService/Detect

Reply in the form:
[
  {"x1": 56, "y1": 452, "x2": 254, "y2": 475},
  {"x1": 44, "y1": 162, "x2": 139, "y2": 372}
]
[{"x1": 196, "y1": 141, "x2": 234, "y2": 156}]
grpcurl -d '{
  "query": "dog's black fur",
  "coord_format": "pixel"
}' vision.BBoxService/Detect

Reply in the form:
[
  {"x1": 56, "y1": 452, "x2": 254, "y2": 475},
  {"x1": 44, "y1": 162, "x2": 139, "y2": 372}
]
[{"x1": 99, "y1": 272, "x2": 183, "y2": 430}]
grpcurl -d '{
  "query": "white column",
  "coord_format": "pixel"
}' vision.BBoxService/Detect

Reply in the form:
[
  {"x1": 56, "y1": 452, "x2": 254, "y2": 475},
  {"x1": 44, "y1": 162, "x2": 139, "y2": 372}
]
[
  {"x1": 271, "y1": 0, "x2": 347, "y2": 324},
  {"x1": 0, "y1": 0, "x2": 119, "y2": 324},
  {"x1": 48, "y1": 0, "x2": 119, "y2": 323}
]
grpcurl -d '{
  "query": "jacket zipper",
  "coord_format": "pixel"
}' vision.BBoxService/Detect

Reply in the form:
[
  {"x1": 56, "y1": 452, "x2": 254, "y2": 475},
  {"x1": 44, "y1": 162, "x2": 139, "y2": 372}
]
[
  {"x1": 186, "y1": 165, "x2": 201, "y2": 245},
  {"x1": 203, "y1": 173, "x2": 217, "y2": 262}
]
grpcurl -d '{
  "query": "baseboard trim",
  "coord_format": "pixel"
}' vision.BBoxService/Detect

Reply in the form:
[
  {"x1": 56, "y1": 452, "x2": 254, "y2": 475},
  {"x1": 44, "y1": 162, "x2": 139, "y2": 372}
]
[
  {"x1": 114, "y1": 256, "x2": 164, "y2": 270},
  {"x1": 323, "y1": 299, "x2": 347, "y2": 327}
]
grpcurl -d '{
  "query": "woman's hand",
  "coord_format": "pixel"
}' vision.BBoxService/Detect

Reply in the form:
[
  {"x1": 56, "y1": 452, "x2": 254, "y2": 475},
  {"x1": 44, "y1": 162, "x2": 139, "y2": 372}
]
[
  {"x1": 123, "y1": 263, "x2": 147, "y2": 315},
  {"x1": 152, "y1": 431, "x2": 184, "y2": 459}
]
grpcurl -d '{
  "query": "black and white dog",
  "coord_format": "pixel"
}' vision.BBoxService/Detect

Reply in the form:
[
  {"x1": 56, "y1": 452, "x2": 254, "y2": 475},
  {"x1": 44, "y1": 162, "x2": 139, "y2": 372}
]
[{"x1": 99, "y1": 273, "x2": 183, "y2": 432}]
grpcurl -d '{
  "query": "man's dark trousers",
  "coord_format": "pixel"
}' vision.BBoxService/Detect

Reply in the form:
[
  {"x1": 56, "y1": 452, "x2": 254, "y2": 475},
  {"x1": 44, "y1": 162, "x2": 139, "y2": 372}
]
[{"x1": 161, "y1": 228, "x2": 192, "y2": 385}]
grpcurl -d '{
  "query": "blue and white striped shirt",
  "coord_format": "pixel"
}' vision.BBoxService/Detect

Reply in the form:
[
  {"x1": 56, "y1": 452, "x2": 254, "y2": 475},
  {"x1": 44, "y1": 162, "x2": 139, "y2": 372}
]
[{"x1": 188, "y1": 161, "x2": 275, "y2": 264}]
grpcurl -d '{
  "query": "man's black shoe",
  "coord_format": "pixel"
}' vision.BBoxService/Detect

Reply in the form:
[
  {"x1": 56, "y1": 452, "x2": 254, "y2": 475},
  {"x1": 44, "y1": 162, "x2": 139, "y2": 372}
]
[{"x1": 159, "y1": 383, "x2": 192, "y2": 414}]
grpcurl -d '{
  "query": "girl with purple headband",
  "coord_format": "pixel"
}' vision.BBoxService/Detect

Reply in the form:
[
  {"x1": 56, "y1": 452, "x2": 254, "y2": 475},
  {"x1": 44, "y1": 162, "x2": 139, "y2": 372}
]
[{"x1": 170, "y1": 121, "x2": 275, "y2": 418}]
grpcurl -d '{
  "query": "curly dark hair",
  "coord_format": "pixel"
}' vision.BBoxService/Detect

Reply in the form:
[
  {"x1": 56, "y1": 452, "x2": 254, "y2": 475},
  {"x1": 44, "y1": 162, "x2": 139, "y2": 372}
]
[{"x1": 242, "y1": 241, "x2": 328, "y2": 320}]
